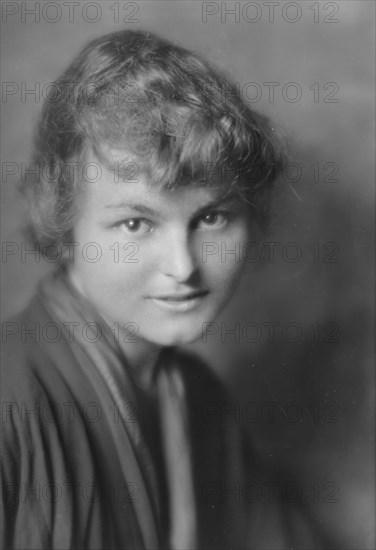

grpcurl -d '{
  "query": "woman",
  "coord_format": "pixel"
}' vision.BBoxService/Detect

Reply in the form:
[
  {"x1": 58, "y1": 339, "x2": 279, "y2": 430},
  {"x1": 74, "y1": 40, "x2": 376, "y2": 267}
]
[{"x1": 1, "y1": 29, "x2": 332, "y2": 549}]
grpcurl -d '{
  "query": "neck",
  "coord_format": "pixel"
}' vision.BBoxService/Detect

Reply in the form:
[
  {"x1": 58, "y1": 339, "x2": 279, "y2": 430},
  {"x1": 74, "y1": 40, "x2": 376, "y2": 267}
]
[{"x1": 116, "y1": 333, "x2": 163, "y2": 389}]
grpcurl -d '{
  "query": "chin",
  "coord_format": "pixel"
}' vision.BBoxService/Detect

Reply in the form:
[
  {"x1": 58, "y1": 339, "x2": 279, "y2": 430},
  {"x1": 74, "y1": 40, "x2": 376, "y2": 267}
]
[{"x1": 149, "y1": 327, "x2": 204, "y2": 347}]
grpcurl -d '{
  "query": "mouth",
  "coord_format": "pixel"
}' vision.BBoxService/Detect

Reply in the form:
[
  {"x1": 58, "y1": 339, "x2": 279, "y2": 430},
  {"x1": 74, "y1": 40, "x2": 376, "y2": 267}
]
[
  {"x1": 152, "y1": 290, "x2": 209, "y2": 301},
  {"x1": 148, "y1": 290, "x2": 209, "y2": 311}
]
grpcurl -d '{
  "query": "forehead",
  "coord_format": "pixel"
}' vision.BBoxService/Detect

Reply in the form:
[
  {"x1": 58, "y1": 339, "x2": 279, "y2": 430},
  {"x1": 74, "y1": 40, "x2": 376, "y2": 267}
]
[{"x1": 82, "y1": 147, "x2": 238, "y2": 215}]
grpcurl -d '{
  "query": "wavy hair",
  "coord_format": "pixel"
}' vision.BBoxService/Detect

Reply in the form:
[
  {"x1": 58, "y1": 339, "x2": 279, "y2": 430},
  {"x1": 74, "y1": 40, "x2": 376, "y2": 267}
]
[{"x1": 20, "y1": 29, "x2": 286, "y2": 256}]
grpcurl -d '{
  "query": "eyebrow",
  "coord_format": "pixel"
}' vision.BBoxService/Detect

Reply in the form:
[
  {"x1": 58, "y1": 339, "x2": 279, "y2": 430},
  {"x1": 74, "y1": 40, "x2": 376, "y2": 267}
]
[{"x1": 104, "y1": 192, "x2": 240, "y2": 217}]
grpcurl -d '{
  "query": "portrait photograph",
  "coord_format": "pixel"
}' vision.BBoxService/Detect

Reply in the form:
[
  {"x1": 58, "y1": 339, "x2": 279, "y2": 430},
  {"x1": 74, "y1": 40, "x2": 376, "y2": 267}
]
[{"x1": 1, "y1": 1, "x2": 374, "y2": 549}]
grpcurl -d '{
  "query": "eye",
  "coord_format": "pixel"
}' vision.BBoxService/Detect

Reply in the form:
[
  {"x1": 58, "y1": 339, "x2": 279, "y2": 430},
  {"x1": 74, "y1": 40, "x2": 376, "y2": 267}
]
[
  {"x1": 196, "y1": 211, "x2": 229, "y2": 229},
  {"x1": 118, "y1": 218, "x2": 153, "y2": 236}
]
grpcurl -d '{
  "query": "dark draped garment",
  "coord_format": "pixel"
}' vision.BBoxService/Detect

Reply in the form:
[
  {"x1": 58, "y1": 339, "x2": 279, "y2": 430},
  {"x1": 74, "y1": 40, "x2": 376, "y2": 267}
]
[{"x1": 1, "y1": 268, "x2": 335, "y2": 549}]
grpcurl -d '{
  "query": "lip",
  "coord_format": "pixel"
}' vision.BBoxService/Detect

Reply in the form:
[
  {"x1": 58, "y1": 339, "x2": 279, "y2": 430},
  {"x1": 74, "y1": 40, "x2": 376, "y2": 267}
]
[
  {"x1": 152, "y1": 290, "x2": 209, "y2": 301},
  {"x1": 148, "y1": 290, "x2": 209, "y2": 312}
]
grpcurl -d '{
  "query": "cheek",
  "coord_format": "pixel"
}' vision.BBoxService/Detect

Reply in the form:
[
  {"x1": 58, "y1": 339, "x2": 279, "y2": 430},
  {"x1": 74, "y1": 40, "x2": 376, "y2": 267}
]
[
  {"x1": 71, "y1": 237, "x2": 143, "y2": 304},
  {"x1": 92, "y1": 253, "x2": 145, "y2": 298},
  {"x1": 201, "y1": 252, "x2": 244, "y2": 283},
  {"x1": 198, "y1": 225, "x2": 250, "y2": 283}
]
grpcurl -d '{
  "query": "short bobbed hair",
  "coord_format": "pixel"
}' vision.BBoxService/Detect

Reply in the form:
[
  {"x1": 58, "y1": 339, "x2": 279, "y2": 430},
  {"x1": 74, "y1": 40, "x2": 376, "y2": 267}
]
[{"x1": 21, "y1": 29, "x2": 286, "y2": 255}]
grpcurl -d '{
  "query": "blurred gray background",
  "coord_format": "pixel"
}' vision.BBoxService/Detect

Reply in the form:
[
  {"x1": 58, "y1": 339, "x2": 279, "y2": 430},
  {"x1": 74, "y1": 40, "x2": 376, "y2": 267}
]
[{"x1": 1, "y1": 1, "x2": 374, "y2": 547}]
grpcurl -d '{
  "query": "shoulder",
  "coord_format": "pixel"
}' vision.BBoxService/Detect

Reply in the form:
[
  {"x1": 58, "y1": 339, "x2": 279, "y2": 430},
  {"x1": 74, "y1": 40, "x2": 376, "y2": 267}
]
[
  {"x1": 2, "y1": 295, "x2": 51, "y2": 395},
  {"x1": 1, "y1": 289, "x2": 101, "y2": 480},
  {"x1": 1, "y1": 289, "x2": 84, "y2": 406}
]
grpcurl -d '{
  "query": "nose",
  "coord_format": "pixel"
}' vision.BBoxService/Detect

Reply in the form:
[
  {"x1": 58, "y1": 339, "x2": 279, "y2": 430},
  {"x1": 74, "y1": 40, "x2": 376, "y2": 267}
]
[{"x1": 160, "y1": 230, "x2": 198, "y2": 282}]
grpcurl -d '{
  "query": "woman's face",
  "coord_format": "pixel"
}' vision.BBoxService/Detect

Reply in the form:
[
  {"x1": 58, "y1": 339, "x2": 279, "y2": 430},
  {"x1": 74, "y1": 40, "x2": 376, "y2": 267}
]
[{"x1": 70, "y1": 148, "x2": 252, "y2": 348}]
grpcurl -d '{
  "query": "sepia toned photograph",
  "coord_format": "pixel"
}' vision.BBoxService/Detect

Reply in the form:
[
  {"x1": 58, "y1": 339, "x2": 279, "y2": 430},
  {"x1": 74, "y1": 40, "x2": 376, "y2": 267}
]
[{"x1": 1, "y1": 1, "x2": 374, "y2": 548}]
